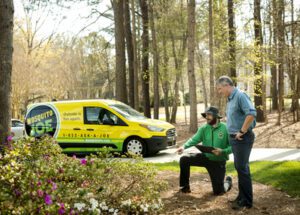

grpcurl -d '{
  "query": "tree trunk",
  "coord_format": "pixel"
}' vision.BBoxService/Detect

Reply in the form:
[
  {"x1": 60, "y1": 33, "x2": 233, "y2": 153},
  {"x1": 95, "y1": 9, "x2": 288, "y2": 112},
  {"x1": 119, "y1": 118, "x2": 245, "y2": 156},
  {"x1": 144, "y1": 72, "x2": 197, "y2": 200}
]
[
  {"x1": 181, "y1": 74, "x2": 187, "y2": 125},
  {"x1": 290, "y1": 0, "x2": 298, "y2": 122},
  {"x1": 227, "y1": 0, "x2": 236, "y2": 83},
  {"x1": 187, "y1": 0, "x2": 198, "y2": 132},
  {"x1": 276, "y1": 0, "x2": 285, "y2": 125},
  {"x1": 209, "y1": 0, "x2": 215, "y2": 106},
  {"x1": 271, "y1": 0, "x2": 278, "y2": 111},
  {"x1": 297, "y1": 62, "x2": 300, "y2": 121},
  {"x1": 139, "y1": 0, "x2": 151, "y2": 118},
  {"x1": 149, "y1": 0, "x2": 159, "y2": 119},
  {"x1": 162, "y1": 35, "x2": 170, "y2": 122},
  {"x1": 135, "y1": 0, "x2": 141, "y2": 110},
  {"x1": 0, "y1": 0, "x2": 14, "y2": 146},
  {"x1": 112, "y1": 0, "x2": 128, "y2": 103},
  {"x1": 170, "y1": 1, "x2": 186, "y2": 124},
  {"x1": 253, "y1": 0, "x2": 266, "y2": 122},
  {"x1": 196, "y1": 47, "x2": 208, "y2": 109},
  {"x1": 170, "y1": 31, "x2": 187, "y2": 123},
  {"x1": 124, "y1": 0, "x2": 135, "y2": 107}
]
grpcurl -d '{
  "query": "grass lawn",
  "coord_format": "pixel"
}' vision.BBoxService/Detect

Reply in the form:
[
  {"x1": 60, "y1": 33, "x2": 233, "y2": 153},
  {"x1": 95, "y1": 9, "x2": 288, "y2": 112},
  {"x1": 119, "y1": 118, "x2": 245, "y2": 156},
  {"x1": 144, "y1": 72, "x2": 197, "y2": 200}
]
[{"x1": 154, "y1": 161, "x2": 300, "y2": 198}]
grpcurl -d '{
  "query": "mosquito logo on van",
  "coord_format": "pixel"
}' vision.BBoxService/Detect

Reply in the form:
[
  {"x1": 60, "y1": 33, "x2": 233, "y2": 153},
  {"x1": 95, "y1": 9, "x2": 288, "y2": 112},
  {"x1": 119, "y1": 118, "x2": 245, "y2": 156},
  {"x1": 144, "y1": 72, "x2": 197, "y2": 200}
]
[{"x1": 25, "y1": 105, "x2": 59, "y2": 138}]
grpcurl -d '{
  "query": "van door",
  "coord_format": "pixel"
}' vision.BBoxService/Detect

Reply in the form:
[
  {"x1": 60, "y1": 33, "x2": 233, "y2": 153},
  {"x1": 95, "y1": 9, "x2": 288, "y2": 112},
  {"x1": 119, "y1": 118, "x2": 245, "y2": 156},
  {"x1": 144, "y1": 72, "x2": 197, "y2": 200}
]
[{"x1": 83, "y1": 106, "x2": 127, "y2": 152}]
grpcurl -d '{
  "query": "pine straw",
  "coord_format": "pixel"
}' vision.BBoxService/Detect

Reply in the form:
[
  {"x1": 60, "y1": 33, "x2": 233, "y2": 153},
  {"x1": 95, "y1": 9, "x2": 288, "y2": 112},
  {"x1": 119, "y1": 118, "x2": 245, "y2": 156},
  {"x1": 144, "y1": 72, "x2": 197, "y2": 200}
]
[{"x1": 158, "y1": 171, "x2": 300, "y2": 215}]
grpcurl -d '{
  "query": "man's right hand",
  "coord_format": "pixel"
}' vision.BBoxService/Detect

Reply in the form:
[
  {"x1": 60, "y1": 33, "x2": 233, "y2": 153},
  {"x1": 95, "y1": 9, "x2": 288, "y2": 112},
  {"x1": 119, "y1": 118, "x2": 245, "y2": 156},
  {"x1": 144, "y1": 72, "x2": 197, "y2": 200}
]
[{"x1": 176, "y1": 146, "x2": 184, "y2": 155}]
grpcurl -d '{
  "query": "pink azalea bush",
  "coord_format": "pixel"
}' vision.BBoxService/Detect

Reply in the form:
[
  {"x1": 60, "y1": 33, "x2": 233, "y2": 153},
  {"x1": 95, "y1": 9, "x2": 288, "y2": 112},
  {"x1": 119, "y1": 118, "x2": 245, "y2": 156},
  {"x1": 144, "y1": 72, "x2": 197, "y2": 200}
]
[{"x1": 0, "y1": 137, "x2": 166, "y2": 214}]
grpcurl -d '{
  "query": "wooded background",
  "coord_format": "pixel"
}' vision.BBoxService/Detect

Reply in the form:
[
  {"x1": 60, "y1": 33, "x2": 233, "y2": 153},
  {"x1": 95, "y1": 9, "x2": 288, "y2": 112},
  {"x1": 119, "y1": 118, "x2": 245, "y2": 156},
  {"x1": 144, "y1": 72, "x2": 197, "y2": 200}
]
[{"x1": 1, "y1": 0, "x2": 300, "y2": 143}]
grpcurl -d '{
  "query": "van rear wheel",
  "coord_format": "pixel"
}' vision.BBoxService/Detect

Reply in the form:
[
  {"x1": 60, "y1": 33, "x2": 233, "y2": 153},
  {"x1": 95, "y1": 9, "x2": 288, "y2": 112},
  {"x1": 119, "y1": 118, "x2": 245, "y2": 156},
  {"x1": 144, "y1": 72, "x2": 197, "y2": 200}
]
[{"x1": 124, "y1": 138, "x2": 146, "y2": 156}]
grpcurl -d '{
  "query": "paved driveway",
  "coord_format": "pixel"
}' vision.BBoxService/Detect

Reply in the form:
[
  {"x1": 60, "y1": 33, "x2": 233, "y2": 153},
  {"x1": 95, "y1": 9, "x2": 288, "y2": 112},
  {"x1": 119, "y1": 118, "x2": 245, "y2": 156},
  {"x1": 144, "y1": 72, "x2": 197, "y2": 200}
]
[{"x1": 144, "y1": 147, "x2": 300, "y2": 163}]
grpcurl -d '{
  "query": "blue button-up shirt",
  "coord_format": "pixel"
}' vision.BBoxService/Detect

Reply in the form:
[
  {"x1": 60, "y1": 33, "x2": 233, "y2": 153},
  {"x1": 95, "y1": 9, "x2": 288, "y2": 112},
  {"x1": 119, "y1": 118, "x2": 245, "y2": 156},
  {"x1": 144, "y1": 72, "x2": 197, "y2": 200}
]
[{"x1": 226, "y1": 88, "x2": 257, "y2": 134}]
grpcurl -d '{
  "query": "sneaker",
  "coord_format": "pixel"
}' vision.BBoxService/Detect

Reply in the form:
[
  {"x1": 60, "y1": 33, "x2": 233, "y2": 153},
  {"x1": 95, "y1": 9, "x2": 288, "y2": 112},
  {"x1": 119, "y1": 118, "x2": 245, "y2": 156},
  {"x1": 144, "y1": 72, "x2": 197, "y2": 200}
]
[
  {"x1": 224, "y1": 176, "x2": 232, "y2": 192},
  {"x1": 229, "y1": 196, "x2": 240, "y2": 203},
  {"x1": 179, "y1": 186, "x2": 191, "y2": 193}
]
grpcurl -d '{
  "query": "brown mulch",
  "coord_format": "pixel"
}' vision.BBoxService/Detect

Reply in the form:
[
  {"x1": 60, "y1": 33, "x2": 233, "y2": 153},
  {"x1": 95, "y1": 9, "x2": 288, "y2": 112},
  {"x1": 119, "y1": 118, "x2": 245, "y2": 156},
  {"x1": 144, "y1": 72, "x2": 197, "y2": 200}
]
[
  {"x1": 175, "y1": 111, "x2": 300, "y2": 148},
  {"x1": 158, "y1": 171, "x2": 300, "y2": 215}
]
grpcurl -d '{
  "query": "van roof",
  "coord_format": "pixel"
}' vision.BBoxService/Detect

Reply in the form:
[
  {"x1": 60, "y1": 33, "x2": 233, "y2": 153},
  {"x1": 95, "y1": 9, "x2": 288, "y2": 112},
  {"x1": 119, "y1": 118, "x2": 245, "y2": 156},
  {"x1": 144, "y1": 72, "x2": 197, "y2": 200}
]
[{"x1": 27, "y1": 99, "x2": 124, "y2": 108}]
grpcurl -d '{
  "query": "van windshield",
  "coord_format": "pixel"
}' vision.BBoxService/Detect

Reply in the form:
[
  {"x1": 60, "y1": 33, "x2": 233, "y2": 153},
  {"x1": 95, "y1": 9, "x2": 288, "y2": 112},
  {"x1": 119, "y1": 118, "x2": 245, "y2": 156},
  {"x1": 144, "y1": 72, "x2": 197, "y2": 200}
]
[{"x1": 109, "y1": 104, "x2": 146, "y2": 120}]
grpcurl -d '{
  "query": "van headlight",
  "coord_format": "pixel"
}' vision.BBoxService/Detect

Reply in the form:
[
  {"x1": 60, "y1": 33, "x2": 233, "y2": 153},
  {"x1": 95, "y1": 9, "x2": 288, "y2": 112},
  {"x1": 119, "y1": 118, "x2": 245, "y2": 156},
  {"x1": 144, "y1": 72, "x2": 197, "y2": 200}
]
[{"x1": 140, "y1": 124, "x2": 165, "y2": 132}]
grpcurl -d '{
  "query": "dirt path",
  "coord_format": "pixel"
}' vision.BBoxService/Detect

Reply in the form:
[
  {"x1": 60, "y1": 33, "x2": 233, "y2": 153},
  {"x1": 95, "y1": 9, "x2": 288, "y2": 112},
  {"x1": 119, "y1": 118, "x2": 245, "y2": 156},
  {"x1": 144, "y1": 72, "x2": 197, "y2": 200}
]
[{"x1": 158, "y1": 171, "x2": 300, "y2": 215}]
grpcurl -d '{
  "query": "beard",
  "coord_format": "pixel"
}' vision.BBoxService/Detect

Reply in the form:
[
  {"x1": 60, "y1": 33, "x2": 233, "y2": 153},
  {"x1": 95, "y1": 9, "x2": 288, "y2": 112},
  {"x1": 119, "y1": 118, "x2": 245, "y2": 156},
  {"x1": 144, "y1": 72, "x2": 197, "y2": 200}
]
[{"x1": 207, "y1": 118, "x2": 217, "y2": 126}]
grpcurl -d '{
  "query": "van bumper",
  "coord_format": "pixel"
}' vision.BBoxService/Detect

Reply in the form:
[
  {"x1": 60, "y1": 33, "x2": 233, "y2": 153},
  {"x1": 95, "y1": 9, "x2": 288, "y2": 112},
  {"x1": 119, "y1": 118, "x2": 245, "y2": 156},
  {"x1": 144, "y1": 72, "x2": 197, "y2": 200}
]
[{"x1": 144, "y1": 136, "x2": 176, "y2": 155}]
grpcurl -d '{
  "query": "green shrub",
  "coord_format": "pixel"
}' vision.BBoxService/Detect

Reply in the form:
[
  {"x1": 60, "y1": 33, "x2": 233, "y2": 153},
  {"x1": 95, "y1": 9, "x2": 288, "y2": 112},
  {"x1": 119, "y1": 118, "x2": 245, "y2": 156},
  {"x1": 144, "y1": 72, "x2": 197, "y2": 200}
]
[{"x1": 0, "y1": 137, "x2": 166, "y2": 214}]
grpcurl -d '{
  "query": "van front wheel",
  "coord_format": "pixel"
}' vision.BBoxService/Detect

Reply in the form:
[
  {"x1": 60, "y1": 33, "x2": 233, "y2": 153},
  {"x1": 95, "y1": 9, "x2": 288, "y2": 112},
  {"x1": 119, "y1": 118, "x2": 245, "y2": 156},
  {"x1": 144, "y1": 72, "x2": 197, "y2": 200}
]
[{"x1": 124, "y1": 138, "x2": 146, "y2": 156}]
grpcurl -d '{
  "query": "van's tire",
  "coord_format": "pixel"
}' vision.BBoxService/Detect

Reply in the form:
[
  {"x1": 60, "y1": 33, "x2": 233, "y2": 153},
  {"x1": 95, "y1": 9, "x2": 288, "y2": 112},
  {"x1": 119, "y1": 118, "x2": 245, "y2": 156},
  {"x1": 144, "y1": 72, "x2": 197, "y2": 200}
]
[{"x1": 123, "y1": 137, "x2": 146, "y2": 156}]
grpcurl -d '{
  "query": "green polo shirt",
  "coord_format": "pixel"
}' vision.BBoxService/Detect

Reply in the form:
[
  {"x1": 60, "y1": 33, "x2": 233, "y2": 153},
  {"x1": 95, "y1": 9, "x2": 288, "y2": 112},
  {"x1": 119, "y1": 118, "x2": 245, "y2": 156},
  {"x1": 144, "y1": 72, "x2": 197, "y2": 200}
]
[{"x1": 183, "y1": 122, "x2": 232, "y2": 161}]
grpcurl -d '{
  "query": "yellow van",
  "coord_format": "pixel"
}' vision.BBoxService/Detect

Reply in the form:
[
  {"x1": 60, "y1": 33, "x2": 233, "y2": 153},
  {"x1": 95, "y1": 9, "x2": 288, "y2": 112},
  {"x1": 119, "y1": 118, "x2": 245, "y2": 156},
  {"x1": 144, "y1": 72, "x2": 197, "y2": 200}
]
[{"x1": 25, "y1": 100, "x2": 176, "y2": 156}]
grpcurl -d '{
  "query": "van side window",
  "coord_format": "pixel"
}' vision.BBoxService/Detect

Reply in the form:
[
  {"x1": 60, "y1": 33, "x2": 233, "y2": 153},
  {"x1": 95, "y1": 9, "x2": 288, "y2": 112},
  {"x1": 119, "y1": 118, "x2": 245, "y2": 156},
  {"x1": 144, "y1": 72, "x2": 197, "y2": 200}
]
[
  {"x1": 98, "y1": 108, "x2": 125, "y2": 125},
  {"x1": 84, "y1": 107, "x2": 127, "y2": 126},
  {"x1": 84, "y1": 107, "x2": 102, "y2": 124}
]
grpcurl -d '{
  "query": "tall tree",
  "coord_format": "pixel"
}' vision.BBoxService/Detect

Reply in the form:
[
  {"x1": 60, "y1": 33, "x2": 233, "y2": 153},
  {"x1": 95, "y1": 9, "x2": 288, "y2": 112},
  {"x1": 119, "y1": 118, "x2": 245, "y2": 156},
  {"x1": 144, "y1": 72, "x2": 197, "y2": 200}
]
[
  {"x1": 276, "y1": 0, "x2": 285, "y2": 125},
  {"x1": 196, "y1": 47, "x2": 208, "y2": 109},
  {"x1": 170, "y1": 0, "x2": 187, "y2": 123},
  {"x1": 271, "y1": 0, "x2": 278, "y2": 111},
  {"x1": 139, "y1": 0, "x2": 151, "y2": 118},
  {"x1": 161, "y1": 33, "x2": 170, "y2": 122},
  {"x1": 124, "y1": 0, "x2": 135, "y2": 107},
  {"x1": 289, "y1": 0, "x2": 299, "y2": 122},
  {"x1": 297, "y1": 62, "x2": 300, "y2": 121},
  {"x1": 0, "y1": 0, "x2": 14, "y2": 146},
  {"x1": 227, "y1": 0, "x2": 236, "y2": 83},
  {"x1": 131, "y1": 0, "x2": 140, "y2": 110},
  {"x1": 253, "y1": 0, "x2": 266, "y2": 122},
  {"x1": 187, "y1": 0, "x2": 198, "y2": 132},
  {"x1": 170, "y1": 31, "x2": 187, "y2": 123},
  {"x1": 112, "y1": 0, "x2": 128, "y2": 103},
  {"x1": 209, "y1": 0, "x2": 215, "y2": 106},
  {"x1": 149, "y1": 0, "x2": 159, "y2": 119}
]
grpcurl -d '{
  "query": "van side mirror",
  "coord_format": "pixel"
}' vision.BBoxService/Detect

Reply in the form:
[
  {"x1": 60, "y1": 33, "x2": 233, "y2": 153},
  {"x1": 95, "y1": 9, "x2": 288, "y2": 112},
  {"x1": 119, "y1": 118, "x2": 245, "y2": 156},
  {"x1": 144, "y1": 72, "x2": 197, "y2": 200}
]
[{"x1": 103, "y1": 118, "x2": 114, "y2": 125}]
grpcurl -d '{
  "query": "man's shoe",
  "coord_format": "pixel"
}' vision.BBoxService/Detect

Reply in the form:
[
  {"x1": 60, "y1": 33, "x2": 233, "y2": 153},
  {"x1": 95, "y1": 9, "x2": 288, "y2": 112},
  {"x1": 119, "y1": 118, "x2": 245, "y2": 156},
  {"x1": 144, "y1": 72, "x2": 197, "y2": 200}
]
[
  {"x1": 224, "y1": 176, "x2": 232, "y2": 192},
  {"x1": 179, "y1": 186, "x2": 191, "y2": 193},
  {"x1": 231, "y1": 201, "x2": 252, "y2": 210},
  {"x1": 229, "y1": 197, "x2": 240, "y2": 203}
]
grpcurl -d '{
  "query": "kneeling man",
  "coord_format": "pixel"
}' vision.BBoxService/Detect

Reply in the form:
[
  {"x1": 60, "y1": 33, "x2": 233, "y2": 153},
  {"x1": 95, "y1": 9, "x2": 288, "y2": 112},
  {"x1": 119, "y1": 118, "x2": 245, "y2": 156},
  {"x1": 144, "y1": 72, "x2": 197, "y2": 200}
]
[{"x1": 177, "y1": 106, "x2": 232, "y2": 195}]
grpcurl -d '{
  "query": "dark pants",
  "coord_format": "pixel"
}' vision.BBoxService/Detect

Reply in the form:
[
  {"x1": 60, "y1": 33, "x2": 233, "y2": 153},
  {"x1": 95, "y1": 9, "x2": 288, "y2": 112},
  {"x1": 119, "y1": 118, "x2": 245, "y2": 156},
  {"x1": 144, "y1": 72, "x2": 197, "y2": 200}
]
[
  {"x1": 179, "y1": 153, "x2": 226, "y2": 195},
  {"x1": 230, "y1": 131, "x2": 255, "y2": 207}
]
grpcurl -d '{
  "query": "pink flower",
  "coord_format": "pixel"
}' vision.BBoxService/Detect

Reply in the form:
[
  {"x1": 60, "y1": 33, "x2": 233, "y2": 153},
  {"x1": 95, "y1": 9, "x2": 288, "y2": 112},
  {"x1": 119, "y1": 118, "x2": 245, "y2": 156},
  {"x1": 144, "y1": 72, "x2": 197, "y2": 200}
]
[
  {"x1": 37, "y1": 189, "x2": 44, "y2": 197},
  {"x1": 69, "y1": 208, "x2": 74, "y2": 215},
  {"x1": 7, "y1": 135, "x2": 13, "y2": 142},
  {"x1": 72, "y1": 155, "x2": 77, "y2": 159},
  {"x1": 44, "y1": 194, "x2": 52, "y2": 205},
  {"x1": 14, "y1": 189, "x2": 21, "y2": 197},
  {"x1": 37, "y1": 181, "x2": 42, "y2": 186},
  {"x1": 81, "y1": 159, "x2": 87, "y2": 165},
  {"x1": 58, "y1": 203, "x2": 65, "y2": 215},
  {"x1": 52, "y1": 182, "x2": 57, "y2": 191}
]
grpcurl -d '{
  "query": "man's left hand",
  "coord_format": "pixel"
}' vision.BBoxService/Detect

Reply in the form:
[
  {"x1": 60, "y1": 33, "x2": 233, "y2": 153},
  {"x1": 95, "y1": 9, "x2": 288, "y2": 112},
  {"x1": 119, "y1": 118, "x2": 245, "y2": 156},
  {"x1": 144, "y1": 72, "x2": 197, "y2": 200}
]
[
  {"x1": 235, "y1": 132, "x2": 244, "y2": 140},
  {"x1": 212, "y1": 148, "x2": 222, "y2": 156}
]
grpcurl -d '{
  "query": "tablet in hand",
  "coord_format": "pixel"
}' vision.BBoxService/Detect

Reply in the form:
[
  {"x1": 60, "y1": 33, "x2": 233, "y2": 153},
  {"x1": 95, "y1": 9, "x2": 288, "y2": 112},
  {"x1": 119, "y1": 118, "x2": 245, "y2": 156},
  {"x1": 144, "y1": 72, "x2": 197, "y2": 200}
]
[{"x1": 195, "y1": 145, "x2": 215, "y2": 153}]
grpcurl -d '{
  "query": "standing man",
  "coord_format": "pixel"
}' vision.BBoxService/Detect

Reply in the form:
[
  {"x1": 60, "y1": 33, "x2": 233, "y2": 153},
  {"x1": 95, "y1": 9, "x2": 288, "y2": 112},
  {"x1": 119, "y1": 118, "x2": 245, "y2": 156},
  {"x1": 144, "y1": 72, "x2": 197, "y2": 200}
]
[
  {"x1": 216, "y1": 76, "x2": 256, "y2": 210},
  {"x1": 176, "y1": 106, "x2": 232, "y2": 196}
]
